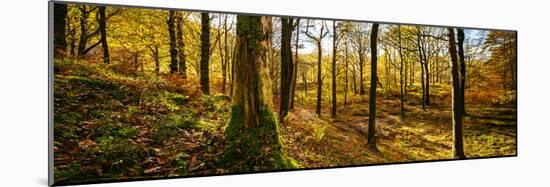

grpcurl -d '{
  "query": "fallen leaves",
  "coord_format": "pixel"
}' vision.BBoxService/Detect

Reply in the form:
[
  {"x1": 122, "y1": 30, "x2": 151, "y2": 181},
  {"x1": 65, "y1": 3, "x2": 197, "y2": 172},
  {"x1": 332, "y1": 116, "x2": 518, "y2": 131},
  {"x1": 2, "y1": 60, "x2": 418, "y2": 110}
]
[
  {"x1": 78, "y1": 139, "x2": 97, "y2": 149},
  {"x1": 144, "y1": 166, "x2": 161, "y2": 174}
]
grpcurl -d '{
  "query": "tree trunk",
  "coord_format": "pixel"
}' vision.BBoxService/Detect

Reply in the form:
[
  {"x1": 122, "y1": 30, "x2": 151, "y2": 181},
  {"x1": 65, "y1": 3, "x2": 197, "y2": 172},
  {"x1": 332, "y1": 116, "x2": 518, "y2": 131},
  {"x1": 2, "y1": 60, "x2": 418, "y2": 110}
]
[
  {"x1": 76, "y1": 5, "x2": 101, "y2": 59},
  {"x1": 367, "y1": 23, "x2": 379, "y2": 149},
  {"x1": 316, "y1": 39, "x2": 323, "y2": 116},
  {"x1": 416, "y1": 29, "x2": 426, "y2": 111},
  {"x1": 352, "y1": 66, "x2": 357, "y2": 94},
  {"x1": 200, "y1": 12, "x2": 211, "y2": 95},
  {"x1": 331, "y1": 21, "x2": 338, "y2": 118},
  {"x1": 53, "y1": 3, "x2": 67, "y2": 58},
  {"x1": 401, "y1": 56, "x2": 413, "y2": 94},
  {"x1": 384, "y1": 47, "x2": 391, "y2": 99},
  {"x1": 167, "y1": 11, "x2": 178, "y2": 74},
  {"x1": 77, "y1": 6, "x2": 89, "y2": 58},
  {"x1": 314, "y1": 24, "x2": 325, "y2": 116},
  {"x1": 98, "y1": 6, "x2": 109, "y2": 64},
  {"x1": 222, "y1": 15, "x2": 230, "y2": 94},
  {"x1": 290, "y1": 19, "x2": 300, "y2": 110},
  {"x1": 230, "y1": 41, "x2": 237, "y2": 97},
  {"x1": 223, "y1": 15, "x2": 291, "y2": 171},
  {"x1": 397, "y1": 26, "x2": 405, "y2": 117},
  {"x1": 153, "y1": 46, "x2": 160, "y2": 74},
  {"x1": 421, "y1": 34, "x2": 431, "y2": 105},
  {"x1": 410, "y1": 56, "x2": 414, "y2": 86},
  {"x1": 447, "y1": 28, "x2": 466, "y2": 159},
  {"x1": 303, "y1": 70, "x2": 308, "y2": 97},
  {"x1": 359, "y1": 52, "x2": 366, "y2": 95},
  {"x1": 344, "y1": 42, "x2": 349, "y2": 107},
  {"x1": 457, "y1": 28, "x2": 467, "y2": 115},
  {"x1": 218, "y1": 15, "x2": 226, "y2": 93},
  {"x1": 176, "y1": 12, "x2": 187, "y2": 78},
  {"x1": 280, "y1": 17, "x2": 294, "y2": 119}
]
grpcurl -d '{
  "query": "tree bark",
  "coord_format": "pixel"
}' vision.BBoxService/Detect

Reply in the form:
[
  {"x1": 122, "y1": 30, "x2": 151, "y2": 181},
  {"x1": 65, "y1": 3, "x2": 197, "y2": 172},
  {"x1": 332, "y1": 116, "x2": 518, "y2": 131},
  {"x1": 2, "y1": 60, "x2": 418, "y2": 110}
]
[
  {"x1": 223, "y1": 15, "x2": 290, "y2": 171},
  {"x1": 447, "y1": 28, "x2": 466, "y2": 159},
  {"x1": 200, "y1": 12, "x2": 211, "y2": 94},
  {"x1": 176, "y1": 12, "x2": 187, "y2": 78},
  {"x1": 153, "y1": 46, "x2": 160, "y2": 74},
  {"x1": 167, "y1": 11, "x2": 178, "y2": 74},
  {"x1": 53, "y1": 3, "x2": 67, "y2": 58},
  {"x1": 290, "y1": 19, "x2": 300, "y2": 110},
  {"x1": 331, "y1": 21, "x2": 338, "y2": 118},
  {"x1": 416, "y1": 28, "x2": 426, "y2": 110},
  {"x1": 280, "y1": 17, "x2": 294, "y2": 119},
  {"x1": 222, "y1": 15, "x2": 230, "y2": 93},
  {"x1": 316, "y1": 37, "x2": 323, "y2": 116},
  {"x1": 344, "y1": 41, "x2": 349, "y2": 107},
  {"x1": 77, "y1": 6, "x2": 88, "y2": 58},
  {"x1": 397, "y1": 26, "x2": 405, "y2": 117},
  {"x1": 457, "y1": 28, "x2": 467, "y2": 115},
  {"x1": 77, "y1": 5, "x2": 100, "y2": 58},
  {"x1": 359, "y1": 48, "x2": 366, "y2": 95},
  {"x1": 98, "y1": 6, "x2": 109, "y2": 64},
  {"x1": 367, "y1": 23, "x2": 379, "y2": 149},
  {"x1": 421, "y1": 32, "x2": 431, "y2": 105}
]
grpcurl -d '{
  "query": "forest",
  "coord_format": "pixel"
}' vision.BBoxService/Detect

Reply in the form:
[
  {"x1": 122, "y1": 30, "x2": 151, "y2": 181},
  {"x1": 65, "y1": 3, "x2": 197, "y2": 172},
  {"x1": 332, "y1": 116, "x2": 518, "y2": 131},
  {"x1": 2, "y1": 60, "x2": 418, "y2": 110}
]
[{"x1": 52, "y1": 3, "x2": 517, "y2": 185}]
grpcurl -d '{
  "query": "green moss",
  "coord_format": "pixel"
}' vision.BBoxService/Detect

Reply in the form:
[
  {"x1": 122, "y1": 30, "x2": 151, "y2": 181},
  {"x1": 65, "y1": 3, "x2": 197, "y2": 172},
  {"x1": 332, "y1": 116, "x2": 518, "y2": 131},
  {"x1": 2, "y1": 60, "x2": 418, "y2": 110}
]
[
  {"x1": 170, "y1": 152, "x2": 190, "y2": 175},
  {"x1": 152, "y1": 112, "x2": 199, "y2": 144},
  {"x1": 220, "y1": 104, "x2": 296, "y2": 172},
  {"x1": 236, "y1": 16, "x2": 265, "y2": 51},
  {"x1": 96, "y1": 135, "x2": 147, "y2": 174},
  {"x1": 95, "y1": 122, "x2": 138, "y2": 140},
  {"x1": 170, "y1": 94, "x2": 189, "y2": 106}
]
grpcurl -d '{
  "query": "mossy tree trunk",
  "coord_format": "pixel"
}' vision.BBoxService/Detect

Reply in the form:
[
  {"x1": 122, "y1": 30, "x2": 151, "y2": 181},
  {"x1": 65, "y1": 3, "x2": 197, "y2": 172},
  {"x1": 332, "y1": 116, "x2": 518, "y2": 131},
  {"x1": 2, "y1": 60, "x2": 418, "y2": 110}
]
[
  {"x1": 167, "y1": 10, "x2": 178, "y2": 74},
  {"x1": 223, "y1": 15, "x2": 293, "y2": 172},
  {"x1": 200, "y1": 12, "x2": 211, "y2": 94},
  {"x1": 367, "y1": 23, "x2": 379, "y2": 149},
  {"x1": 447, "y1": 28, "x2": 466, "y2": 159}
]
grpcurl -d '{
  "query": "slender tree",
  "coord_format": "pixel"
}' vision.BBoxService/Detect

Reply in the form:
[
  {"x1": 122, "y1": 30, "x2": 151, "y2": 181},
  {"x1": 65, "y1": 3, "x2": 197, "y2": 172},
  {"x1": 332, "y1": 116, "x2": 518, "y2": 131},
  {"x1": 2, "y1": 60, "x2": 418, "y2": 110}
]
[
  {"x1": 420, "y1": 26, "x2": 427, "y2": 110},
  {"x1": 167, "y1": 11, "x2": 178, "y2": 73},
  {"x1": 305, "y1": 20, "x2": 329, "y2": 116},
  {"x1": 447, "y1": 28, "x2": 466, "y2": 159},
  {"x1": 367, "y1": 23, "x2": 379, "y2": 149},
  {"x1": 290, "y1": 19, "x2": 300, "y2": 109},
  {"x1": 77, "y1": 5, "x2": 101, "y2": 58},
  {"x1": 397, "y1": 26, "x2": 405, "y2": 116},
  {"x1": 98, "y1": 6, "x2": 110, "y2": 64},
  {"x1": 200, "y1": 12, "x2": 211, "y2": 94},
  {"x1": 344, "y1": 39, "x2": 349, "y2": 107},
  {"x1": 331, "y1": 21, "x2": 338, "y2": 118},
  {"x1": 176, "y1": 12, "x2": 187, "y2": 78},
  {"x1": 350, "y1": 24, "x2": 369, "y2": 95},
  {"x1": 280, "y1": 17, "x2": 294, "y2": 119},
  {"x1": 457, "y1": 28, "x2": 467, "y2": 115}
]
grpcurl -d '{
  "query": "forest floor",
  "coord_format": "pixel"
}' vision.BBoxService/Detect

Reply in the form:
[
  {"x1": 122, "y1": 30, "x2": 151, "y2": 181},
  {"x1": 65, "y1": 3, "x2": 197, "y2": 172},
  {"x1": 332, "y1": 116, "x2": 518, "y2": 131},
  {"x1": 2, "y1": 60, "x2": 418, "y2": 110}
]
[
  {"x1": 53, "y1": 60, "x2": 516, "y2": 184},
  {"x1": 282, "y1": 89, "x2": 516, "y2": 168}
]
